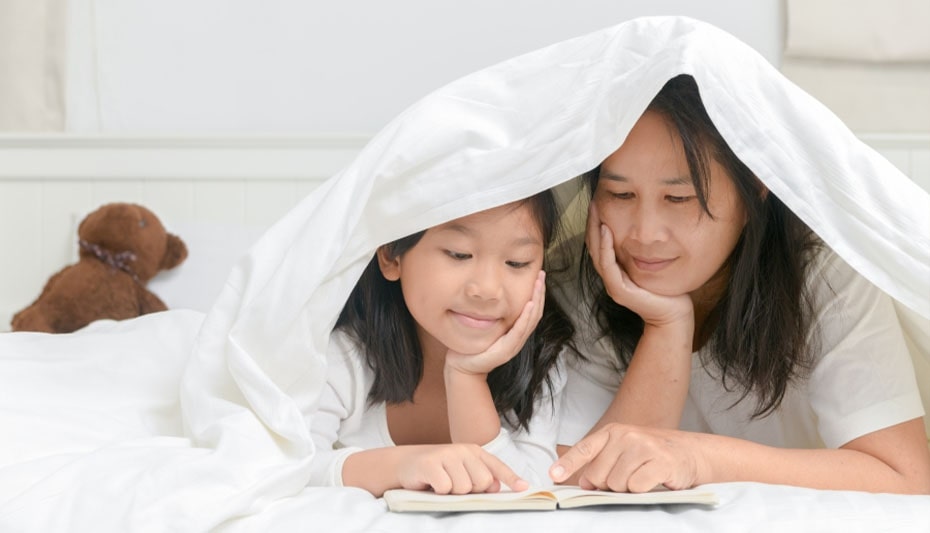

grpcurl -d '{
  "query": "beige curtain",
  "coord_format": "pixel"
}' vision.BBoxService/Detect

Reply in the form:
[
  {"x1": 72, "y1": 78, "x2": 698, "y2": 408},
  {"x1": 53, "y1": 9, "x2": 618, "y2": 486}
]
[
  {"x1": 781, "y1": 0, "x2": 930, "y2": 133},
  {"x1": 0, "y1": 0, "x2": 67, "y2": 131}
]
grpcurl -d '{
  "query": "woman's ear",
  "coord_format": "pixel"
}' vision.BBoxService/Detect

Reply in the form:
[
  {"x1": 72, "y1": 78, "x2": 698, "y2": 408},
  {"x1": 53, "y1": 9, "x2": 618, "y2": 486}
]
[{"x1": 376, "y1": 247, "x2": 401, "y2": 281}]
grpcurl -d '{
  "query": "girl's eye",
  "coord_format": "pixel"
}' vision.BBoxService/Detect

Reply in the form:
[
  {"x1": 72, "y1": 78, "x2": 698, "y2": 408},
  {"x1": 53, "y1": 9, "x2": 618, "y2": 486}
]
[
  {"x1": 444, "y1": 250, "x2": 471, "y2": 260},
  {"x1": 666, "y1": 195, "x2": 695, "y2": 204},
  {"x1": 505, "y1": 260, "x2": 532, "y2": 269}
]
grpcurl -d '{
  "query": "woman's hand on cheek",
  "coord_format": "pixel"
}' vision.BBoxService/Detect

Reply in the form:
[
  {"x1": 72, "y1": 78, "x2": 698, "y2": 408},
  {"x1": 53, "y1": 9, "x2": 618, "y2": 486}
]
[
  {"x1": 586, "y1": 203, "x2": 693, "y2": 328},
  {"x1": 445, "y1": 270, "x2": 546, "y2": 376},
  {"x1": 549, "y1": 423, "x2": 705, "y2": 493},
  {"x1": 397, "y1": 444, "x2": 529, "y2": 495}
]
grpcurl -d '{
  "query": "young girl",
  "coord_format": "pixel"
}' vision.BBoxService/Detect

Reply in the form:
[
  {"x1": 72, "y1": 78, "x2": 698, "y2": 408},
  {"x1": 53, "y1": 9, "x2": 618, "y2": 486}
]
[
  {"x1": 550, "y1": 75, "x2": 930, "y2": 494},
  {"x1": 308, "y1": 190, "x2": 574, "y2": 497}
]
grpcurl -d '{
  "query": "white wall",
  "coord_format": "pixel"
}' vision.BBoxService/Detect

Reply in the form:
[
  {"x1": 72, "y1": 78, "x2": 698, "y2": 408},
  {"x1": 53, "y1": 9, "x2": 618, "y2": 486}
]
[{"x1": 66, "y1": 0, "x2": 784, "y2": 135}]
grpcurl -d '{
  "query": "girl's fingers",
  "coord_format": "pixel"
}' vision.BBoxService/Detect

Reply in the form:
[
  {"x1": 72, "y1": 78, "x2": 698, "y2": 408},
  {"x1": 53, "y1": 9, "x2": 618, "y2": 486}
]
[
  {"x1": 442, "y1": 457, "x2": 474, "y2": 495},
  {"x1": 460, "y1": 452, "x2": 498, "y2": 493},
  {"x1": 479, "y1": 451, "x2": 528, "y2": 492}
]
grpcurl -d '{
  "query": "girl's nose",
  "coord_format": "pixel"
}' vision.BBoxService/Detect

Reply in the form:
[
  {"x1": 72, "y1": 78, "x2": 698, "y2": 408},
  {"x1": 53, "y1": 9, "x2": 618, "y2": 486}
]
[{"x1": 465, "y1": 263, "x2": 503, "y2": 300}]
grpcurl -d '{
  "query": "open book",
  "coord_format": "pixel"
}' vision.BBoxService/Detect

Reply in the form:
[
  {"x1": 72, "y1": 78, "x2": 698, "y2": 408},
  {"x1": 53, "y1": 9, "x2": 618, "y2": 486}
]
[{"x1": 383, "y1": 485, "x2": 719, "y2": 512}]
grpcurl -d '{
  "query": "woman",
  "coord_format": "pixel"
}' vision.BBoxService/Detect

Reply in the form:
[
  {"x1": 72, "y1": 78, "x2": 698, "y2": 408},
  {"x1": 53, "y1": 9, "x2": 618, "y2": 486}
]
[{"x1": 550, "y1": 75, "x2": 930, "y2": 494}]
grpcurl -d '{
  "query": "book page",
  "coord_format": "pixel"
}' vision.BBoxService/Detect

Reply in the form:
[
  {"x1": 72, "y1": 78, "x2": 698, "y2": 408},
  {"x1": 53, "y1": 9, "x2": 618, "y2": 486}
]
[
  {"x1": 383, "y1": 486, "x2": 718, "y2": 513},
  {"x1": 383, "y1": 488, "x2": 557, "y2": 512},
  {"x1": 548, "y1": 486, "x2": 719, "y2": 508}
]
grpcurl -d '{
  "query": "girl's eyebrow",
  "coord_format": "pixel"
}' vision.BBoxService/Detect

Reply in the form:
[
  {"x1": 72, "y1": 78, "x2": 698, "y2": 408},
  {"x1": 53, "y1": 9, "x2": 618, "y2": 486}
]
[{"x1": 602, "y1": 172, "x2": 692, "y2": 186}]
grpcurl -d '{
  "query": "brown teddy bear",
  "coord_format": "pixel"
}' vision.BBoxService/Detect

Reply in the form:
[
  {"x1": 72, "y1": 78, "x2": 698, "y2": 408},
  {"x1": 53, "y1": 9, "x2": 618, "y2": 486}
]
[{"x1": 11, "y1": 202, "x2": 188, "y2": 333}]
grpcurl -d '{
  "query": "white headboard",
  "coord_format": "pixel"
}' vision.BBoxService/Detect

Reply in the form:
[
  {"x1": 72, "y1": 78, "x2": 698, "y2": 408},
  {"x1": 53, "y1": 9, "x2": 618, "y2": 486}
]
[{"x1": 1, "y1": 133, "x2": 927, "y2": 330}]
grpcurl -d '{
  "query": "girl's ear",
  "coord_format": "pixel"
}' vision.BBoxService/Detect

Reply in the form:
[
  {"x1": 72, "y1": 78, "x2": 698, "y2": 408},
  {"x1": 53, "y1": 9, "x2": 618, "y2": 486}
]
[{"x1": 376, "y1": 247, "x2": 401, "y2": 281}]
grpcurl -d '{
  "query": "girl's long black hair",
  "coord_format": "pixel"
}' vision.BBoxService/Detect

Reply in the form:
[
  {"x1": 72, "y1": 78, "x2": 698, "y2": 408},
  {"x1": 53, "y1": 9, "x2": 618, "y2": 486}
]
[
  {"x1": 581, "y1": 74, "x2": 822, "y2": 418},
  {"x1": 336, "y1": 190, "x2": 575, "y2": 431}
]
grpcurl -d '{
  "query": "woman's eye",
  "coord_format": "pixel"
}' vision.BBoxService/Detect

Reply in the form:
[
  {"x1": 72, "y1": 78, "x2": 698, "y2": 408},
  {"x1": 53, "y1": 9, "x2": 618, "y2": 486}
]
[
  {"x1": 444, "y1": 250, "x2": 471, "y2": 260},
  {"x1": 505, "y1": 260, "x2": 532, "y2": 269},
  {"x1": 666, "y1": 195, "x2": 695, "y2": 204},
  {"x1": 610, "y1": 192, "x2": 634, "y2": 200}
]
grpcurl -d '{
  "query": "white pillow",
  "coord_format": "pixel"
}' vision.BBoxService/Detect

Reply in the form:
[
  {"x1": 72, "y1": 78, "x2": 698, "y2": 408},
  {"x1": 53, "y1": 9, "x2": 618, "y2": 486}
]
[{"x1": 147, "y1": 221, "x2": 266, "y2": 312}]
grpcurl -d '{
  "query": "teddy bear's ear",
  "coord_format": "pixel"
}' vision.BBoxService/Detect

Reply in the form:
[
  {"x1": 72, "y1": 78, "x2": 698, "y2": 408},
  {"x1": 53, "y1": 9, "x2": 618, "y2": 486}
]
[{"x1": 160, "y1": 233, "x2": 189, "y2": 271}]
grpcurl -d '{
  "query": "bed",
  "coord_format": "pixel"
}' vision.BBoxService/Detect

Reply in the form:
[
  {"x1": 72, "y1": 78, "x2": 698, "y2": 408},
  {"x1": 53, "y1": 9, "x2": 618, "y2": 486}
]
[{"x1": 1, "y1": 16, "x2": 929, "y2": 532}]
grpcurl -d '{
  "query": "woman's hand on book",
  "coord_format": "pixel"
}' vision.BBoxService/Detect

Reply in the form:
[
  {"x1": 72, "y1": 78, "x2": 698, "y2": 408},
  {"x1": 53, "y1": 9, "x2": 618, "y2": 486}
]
[
  {"x1": 396, "y1": 444, "x2": 529, "y2": 495},
  {"x1": 549, "y1": 423, "x2": 707, "y2": 493}
]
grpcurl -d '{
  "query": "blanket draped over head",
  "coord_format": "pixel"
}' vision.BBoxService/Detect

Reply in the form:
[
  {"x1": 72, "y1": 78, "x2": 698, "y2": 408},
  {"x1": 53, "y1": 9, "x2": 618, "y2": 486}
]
[{"x1": 1, "y1": 16, "x2": 927, "y2": 532}]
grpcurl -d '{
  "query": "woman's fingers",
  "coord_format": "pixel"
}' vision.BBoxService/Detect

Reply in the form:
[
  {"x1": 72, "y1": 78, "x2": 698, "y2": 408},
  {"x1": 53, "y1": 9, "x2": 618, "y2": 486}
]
[
  {"x1": 549, "y1": 428, "x2": 610, "y2": 483},
  {"x1": 551, "y1": 424, "x2": 698, "y2": 492}
]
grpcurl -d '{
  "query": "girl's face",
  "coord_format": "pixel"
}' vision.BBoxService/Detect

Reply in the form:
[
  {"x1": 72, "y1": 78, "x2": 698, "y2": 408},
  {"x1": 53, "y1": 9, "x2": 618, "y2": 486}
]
[
  {"x1": 593, "y1": 110, "x2": 747, "y2": 300},
  {"x1": 378, "y1": 201, "x2": 544, "y2": 357}
]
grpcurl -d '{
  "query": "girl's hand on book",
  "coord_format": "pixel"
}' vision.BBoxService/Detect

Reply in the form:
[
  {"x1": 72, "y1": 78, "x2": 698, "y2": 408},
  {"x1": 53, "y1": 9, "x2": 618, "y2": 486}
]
[
  {"x1": 549, "y1": 423, "x2": 707, "y2": 493},
  {"x1": 397, "y1": 444, "x2": 529, "y2": 495},
  {"x1": 444, "y1": 270, "x2": 545, "y2": 376},
  {"x1": 586, "y1": 203, "x2": 693, "y2": 328}
]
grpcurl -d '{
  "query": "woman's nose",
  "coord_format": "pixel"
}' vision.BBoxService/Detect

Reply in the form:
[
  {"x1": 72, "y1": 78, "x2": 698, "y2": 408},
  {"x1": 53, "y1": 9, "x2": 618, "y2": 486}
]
[{"x1": 629, "y1": 204, "x2": 668, "y2": 244}]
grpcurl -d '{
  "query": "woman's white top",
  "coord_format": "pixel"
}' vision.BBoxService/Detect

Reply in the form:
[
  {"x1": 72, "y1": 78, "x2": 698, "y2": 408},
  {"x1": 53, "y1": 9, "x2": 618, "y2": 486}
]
[
  {"x1": 308, "y1": 330, "x2": 565, "y2": 487},
  {"x1": 556, "y1": 244, "x2": 925, "y2": 449}
]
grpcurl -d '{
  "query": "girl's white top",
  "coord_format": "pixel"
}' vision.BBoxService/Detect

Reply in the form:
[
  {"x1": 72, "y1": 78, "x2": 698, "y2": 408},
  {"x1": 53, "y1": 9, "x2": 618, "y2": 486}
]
[{"x1": 308, "y1": 330, "x2": 566, "y2": 487}]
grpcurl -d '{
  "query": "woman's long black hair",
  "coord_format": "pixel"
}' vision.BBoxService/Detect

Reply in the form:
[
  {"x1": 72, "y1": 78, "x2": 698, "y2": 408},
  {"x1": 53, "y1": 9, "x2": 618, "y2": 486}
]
[
  {"x1": 581, "y1": 75, "x2": 822, "y2": 418},
  {"x1": 335, "y1": 190, "x2": 575, "y2": 431}
]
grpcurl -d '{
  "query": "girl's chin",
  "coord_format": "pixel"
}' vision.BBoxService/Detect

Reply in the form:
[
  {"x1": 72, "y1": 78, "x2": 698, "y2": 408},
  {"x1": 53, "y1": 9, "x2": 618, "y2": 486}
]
[{"x1": 444, "y1": 340, "x2": 496, "y2": 356}]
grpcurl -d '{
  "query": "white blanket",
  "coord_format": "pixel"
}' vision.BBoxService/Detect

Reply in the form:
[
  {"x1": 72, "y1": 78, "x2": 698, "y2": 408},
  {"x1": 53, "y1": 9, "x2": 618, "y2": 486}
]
[{"x1": 1, "y1": 16, "x2": 928, "y2": 532}]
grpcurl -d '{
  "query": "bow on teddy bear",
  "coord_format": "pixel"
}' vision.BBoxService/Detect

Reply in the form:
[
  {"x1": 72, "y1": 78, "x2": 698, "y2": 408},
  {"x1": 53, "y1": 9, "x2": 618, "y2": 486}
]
[{"x1": 11, "y1": 203, "x2": 188, "y2": 333}]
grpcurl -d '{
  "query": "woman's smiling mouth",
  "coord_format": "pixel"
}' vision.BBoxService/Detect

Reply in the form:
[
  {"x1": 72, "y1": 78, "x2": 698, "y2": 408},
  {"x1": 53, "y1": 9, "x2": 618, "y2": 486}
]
[{"x1": 631, "y1": 256, "x2": 676, "y2": 272}]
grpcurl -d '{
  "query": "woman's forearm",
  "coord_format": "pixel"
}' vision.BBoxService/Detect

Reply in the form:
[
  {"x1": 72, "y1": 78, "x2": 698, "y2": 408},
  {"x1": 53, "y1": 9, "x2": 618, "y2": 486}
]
[
  {"x1": 692, "y1": 419, "x2": 930, "y2": 493},
  {"x1": 597, "y1": 321, "x2": 693, "y2": 431}
]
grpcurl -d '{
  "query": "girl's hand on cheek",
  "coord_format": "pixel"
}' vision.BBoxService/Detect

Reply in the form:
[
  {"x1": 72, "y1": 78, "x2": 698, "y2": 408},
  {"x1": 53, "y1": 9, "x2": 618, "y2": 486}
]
[
  {"x1": 397, "y1": 444, "x2": 529, "y2": 495},
  {"x1": 445, "y1": 270, "x2": 545, "y2": 376},
  {"x1": 586, "y1": 204, "x2": 693, "y2": 328}
]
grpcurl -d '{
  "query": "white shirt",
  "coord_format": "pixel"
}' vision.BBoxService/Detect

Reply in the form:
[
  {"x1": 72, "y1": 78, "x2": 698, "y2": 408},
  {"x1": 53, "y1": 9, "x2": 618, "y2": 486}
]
[
  {"x1": 556, "y1": 245, "x2": 925, "y2": 449},
  {"x1": 308, "y1": 330, "x2": 565, "y2": 487}
]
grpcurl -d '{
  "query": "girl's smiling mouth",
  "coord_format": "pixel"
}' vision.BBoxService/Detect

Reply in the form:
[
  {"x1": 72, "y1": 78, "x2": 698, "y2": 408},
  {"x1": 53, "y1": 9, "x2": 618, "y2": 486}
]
[{"x1": 451, "y1": 311, "x2": 500, "y2": 329}]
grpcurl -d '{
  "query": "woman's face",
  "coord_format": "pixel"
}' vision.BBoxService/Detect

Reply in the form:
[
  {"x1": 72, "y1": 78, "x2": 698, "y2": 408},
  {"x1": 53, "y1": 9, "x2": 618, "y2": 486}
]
[{"x1": 592, "y1": 110, "x2": 747, "y2": 300}]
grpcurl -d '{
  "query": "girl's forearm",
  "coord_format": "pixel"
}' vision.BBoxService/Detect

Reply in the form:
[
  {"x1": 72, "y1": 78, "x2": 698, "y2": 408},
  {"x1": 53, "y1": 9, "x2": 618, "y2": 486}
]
[
  {"x1": 341, "y1": 447, "x2": 408, "y2": 497},
  {"x1": 444, "y1": 368, "x2": 501, "y2": 445}
]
